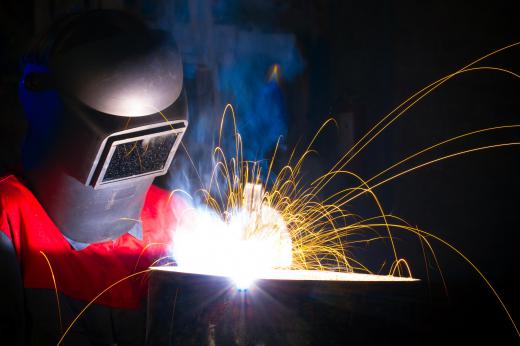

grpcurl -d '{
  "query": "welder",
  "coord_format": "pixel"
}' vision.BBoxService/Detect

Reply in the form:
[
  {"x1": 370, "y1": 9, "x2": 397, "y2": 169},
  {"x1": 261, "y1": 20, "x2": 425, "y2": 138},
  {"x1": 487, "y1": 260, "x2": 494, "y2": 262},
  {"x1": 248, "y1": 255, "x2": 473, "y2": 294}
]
[{"x1": 0, "y1": 10, "x2": 187, "y2": 345}]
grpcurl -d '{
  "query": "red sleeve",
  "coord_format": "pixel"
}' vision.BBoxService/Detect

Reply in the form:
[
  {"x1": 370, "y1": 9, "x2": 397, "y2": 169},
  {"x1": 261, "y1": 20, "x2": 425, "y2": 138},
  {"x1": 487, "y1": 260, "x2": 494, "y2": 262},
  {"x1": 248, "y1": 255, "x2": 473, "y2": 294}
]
[
  {"x1": 0, "y1": 206, "x2": 10, "y2": 240},
  {"x1": 0, "y1": 175, "x2": 22, "y2": 254},
  {"x1": 0, "y1": 176, "x2": 13, "y2": 238},
  {"x1": 141, "y1": 183, "x2": 189, "y2": 245}
]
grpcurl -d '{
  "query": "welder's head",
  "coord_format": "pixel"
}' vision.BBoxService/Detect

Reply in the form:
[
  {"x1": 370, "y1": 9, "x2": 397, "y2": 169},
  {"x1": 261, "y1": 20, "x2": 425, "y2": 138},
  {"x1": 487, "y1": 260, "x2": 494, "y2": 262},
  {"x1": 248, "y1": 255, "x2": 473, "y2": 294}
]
[
  {"x1": 20, "y1": 9, "x2": 187, "y2": 189},
  {"x1": 18, "y1": 10, "x2": 188, "y2": 245}
]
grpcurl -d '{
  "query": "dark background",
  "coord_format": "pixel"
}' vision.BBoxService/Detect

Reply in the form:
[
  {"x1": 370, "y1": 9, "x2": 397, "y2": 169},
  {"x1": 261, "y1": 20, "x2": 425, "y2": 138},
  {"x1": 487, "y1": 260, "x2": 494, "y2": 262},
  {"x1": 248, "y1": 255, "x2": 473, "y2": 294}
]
[{"x1": 1, "y1": 0, "x2": 518, "y2": 344}]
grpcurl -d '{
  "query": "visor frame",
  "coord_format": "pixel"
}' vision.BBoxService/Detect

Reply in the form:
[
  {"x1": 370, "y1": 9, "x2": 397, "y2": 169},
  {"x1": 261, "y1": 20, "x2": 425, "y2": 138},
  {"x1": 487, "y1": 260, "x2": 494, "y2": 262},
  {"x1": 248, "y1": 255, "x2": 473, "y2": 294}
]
[{"x1": 86, "y1": 120, "x2": 187, "y2": 189}]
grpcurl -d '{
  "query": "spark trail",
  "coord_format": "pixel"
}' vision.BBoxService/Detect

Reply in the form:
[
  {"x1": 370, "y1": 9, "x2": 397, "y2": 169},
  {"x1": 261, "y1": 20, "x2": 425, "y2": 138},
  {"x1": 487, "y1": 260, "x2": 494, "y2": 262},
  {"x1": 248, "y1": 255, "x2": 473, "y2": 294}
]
[{"x1": 53, "y1": 42, "x2": 519, "y2": 344}]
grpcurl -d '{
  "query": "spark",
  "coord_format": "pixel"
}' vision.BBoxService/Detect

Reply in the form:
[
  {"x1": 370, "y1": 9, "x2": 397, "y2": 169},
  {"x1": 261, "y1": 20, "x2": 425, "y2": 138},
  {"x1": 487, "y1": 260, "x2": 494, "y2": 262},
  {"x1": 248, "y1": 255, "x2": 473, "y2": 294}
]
[
  {"x1": 168, "y1": 43, "x2": 520, "y2": 336},
  {"x1": 171, "y1": 102, "x2": 411, "y2": 284},
  {"x1": 40, "y1": 251, "x2": 63, "y2": 335},
  {"x1": 56, "y1": 269, "x2": 152, "y2": 346},
  {"x1": 52, "y1": 42, "x2": 519, "y2": 344},
  {"x1": 268, "y1": 63, "x2": 280, "y2": 82}
]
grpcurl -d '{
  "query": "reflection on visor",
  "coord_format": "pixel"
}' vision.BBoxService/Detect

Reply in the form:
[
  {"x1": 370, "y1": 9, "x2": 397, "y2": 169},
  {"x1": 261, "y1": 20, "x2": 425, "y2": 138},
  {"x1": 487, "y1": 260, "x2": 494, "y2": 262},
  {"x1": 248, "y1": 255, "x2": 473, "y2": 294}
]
[{"x1": 102, "y1": 132, "x2": 178, "y2": 182}]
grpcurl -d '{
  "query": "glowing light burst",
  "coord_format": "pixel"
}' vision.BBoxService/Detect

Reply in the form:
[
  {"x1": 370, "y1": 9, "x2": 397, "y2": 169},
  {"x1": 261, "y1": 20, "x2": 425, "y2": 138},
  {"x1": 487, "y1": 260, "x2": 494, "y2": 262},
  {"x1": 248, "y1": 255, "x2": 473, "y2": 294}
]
[
  {"x1": 171, "y1": 104, "x2": 415, "y2": 287},
  {"x1": 172, "y1": 192, "x2": 293, "y2": 289},
  {"x1": 170, "y1": 53, "x2": 520, "y2": 293},
  {"x1": 51, "y1": 43, "x2": 519, "y2": 345}
]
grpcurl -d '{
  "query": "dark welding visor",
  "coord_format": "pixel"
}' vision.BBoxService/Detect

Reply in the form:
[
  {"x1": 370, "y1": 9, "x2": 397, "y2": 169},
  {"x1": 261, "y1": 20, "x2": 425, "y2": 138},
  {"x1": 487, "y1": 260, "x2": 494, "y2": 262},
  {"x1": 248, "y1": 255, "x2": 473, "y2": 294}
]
[{"x1": 86, "y1": 120, "x2": 187, "y2": 189}]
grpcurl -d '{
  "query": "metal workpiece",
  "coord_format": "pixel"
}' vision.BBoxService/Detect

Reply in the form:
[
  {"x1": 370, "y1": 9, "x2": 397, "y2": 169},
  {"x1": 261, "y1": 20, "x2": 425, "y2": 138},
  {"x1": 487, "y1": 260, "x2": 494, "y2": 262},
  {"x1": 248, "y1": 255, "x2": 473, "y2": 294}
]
[{"x1": 146, "y1": 267, "x2": 424, "y2": 346}]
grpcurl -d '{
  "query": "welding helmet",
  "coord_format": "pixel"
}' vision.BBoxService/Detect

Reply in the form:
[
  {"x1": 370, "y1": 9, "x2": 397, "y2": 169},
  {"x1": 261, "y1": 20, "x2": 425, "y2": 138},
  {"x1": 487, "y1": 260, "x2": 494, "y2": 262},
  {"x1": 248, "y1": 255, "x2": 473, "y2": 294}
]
[{"x1": 19, "y1": 10, "x2": 187, "y2": 246}]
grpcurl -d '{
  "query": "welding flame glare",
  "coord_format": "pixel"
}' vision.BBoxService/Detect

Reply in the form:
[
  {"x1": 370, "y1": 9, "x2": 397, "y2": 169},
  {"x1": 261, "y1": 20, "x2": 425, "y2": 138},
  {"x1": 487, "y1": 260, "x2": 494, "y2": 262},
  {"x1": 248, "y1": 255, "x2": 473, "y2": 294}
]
[{"x1": 172, "y1": 202, "x2": 292, "y2": 289}]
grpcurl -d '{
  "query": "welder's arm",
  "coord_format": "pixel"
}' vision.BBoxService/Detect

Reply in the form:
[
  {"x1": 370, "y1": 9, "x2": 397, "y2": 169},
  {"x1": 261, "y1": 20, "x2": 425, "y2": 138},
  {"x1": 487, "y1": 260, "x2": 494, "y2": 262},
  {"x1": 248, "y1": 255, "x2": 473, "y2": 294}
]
[{"x1": 0, "y1": 232, "x2": 25, "y2": 345}]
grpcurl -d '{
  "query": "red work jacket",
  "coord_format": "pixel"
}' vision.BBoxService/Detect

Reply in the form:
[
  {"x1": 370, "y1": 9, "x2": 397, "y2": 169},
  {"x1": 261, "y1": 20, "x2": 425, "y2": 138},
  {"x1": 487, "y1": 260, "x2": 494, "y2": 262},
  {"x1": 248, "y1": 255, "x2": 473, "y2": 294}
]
[{"x1": 0, "y1": 175, "x2": 180, "y2": 309}]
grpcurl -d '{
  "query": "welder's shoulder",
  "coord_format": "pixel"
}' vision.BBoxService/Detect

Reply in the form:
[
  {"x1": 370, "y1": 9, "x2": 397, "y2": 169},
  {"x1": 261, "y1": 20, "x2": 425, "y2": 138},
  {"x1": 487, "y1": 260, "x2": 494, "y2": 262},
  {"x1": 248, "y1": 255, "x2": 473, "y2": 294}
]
[
  {"x1": 0, "y1": 175, "x2": 33, "y2": 239},
  {"x1": 0, "y1": 175, "x2": 33, "y2": 212}
]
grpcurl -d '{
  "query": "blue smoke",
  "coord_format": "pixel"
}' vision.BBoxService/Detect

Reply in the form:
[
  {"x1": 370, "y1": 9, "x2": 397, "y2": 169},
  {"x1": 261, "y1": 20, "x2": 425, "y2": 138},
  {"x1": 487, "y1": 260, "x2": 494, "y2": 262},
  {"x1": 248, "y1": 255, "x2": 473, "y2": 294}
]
[
  {"x1": 156, "y1": 0, "x2": 304, "y2": 190},
  {"x1": 218, "y1": 58, "x2": 295, "y2": 161}
]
